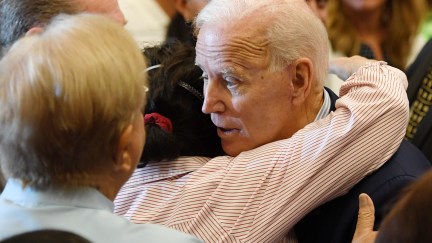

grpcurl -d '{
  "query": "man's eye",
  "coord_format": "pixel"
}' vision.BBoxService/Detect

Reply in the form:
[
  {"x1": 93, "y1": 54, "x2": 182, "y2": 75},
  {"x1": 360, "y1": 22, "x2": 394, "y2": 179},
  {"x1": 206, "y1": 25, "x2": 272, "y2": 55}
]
[{"x1": 225, "y1": 77, "x2": 238, "y2": 89}]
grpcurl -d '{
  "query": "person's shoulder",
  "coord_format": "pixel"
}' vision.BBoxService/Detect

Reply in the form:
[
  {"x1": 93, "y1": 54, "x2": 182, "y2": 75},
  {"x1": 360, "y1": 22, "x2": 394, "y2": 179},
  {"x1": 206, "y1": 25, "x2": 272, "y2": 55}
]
[
  {"x1": 387, "y1": 140, "x2": 431, "y2": 174},
  {"x1": 127, "y1": 223, "x2": 203, "y2": 243},
  {"x1": 361, "y1": 139, "x2": 431, "y2": 196},
  {"x1": 90, "y1": 214, "x2": 203, "y2": 242}
]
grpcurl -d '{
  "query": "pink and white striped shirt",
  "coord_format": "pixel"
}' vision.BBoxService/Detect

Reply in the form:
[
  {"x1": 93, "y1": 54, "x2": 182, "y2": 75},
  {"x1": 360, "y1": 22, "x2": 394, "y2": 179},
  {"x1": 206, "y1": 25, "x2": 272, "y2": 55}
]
[{"x1": 114, "y1": 62, "x2": 409, "y2": 243}]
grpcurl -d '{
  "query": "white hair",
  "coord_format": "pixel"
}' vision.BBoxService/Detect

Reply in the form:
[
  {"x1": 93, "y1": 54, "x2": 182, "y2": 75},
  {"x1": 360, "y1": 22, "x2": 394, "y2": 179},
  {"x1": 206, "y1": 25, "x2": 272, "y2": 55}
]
[{"x1": 195, "y1": 0, "x2": 329, "y2": 85}]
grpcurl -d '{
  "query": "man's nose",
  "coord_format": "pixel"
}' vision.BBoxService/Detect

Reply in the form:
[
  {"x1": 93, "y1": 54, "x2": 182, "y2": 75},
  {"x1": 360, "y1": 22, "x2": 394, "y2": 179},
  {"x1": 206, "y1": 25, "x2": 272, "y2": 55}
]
[{"x1": 202, "y1": 80, "x2": 225, "y2": 114}]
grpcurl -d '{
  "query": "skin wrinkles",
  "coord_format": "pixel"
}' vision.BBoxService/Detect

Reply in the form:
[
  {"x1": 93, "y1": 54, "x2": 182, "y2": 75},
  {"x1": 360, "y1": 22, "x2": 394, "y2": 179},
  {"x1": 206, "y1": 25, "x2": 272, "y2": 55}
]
[
  {"x1": 196, "y1": 22, "x2": 268, "y2": 73},
  {"x1": 211, "y1": 67, "x2": 296, "y2": 155},
  {"x1": 196, "y1": 40, "x2": 270, "y2": 70},
  {"x1": 196, "y1": 36, "x2": 271, "y2": 96},
  {"x1": 196, "y1": 21, "x2": 306, "y2": 156}
]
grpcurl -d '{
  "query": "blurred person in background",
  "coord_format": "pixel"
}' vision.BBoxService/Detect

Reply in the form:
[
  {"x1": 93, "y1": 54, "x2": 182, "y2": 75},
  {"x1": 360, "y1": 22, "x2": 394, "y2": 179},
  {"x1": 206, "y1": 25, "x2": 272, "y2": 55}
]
[
  {"x1": 0, "y1": 0, "x2": 126, "y2": 57},
  {"x1": 327, "y1": 0, "x2": 427, "y2": 70},
  {"x1": 405, "y1": 38, "x2": 432, "y2": 163},
  {"x1": 305, "y1": 0, "x2": 345, "y2": 94},
  {"x1": 165, "y1": 0, "x2": 209, "y2": 45},
  {"x1": 421, "y1": 0, "x2": 432, "y2": 40}
]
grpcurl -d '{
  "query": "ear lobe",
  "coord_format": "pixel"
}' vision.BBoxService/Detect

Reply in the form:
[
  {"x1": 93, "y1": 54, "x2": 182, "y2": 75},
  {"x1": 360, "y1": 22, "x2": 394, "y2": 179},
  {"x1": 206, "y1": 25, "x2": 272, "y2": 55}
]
[
  {"x1": 113, "y1": 124, "x2": 134, "y2": 172},
  {"x1": 290, "y1": 58, "x2": 313, "y2": 105}
]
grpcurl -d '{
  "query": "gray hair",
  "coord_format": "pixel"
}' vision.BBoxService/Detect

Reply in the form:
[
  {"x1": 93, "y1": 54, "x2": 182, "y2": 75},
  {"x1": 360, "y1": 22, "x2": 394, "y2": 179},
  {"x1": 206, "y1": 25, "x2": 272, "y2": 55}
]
[
  {"x1": 0, "y1": 0, "x2": 79, "y2": 56},
  {"x1": 195, "y1": 0, "x2": 329, "y2": 85}
]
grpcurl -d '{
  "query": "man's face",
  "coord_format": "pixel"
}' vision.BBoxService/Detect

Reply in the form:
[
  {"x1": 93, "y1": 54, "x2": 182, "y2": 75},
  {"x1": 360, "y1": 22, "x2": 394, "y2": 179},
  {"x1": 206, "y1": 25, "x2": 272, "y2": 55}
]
[
  {"x1": 196, "y1": 22, "x2": 301, "y2": 156},
  {"x1": 79, "y1": 0, "x2": 127, "y2": 25}
]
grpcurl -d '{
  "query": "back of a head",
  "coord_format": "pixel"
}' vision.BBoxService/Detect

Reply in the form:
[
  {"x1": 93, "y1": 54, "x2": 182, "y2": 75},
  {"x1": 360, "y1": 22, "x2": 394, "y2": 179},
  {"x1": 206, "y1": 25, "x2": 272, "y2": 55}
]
[
  {"x1": 376, "y1": 170, "x2": 432, "y2": 243},
  {"x1": 141, "y1": 42, "x2": 224, "y2": 164},
  {"x1": 0, "y1": 0, "x2": 79, "y2": 56},
  {"x1": 0, "y1": 13, "x2": 146, "y2": 188},
  {"x1": 194, "y1": 0, "x2": 329, "y2": 85},
  {"x1": 1, "y1": 230, "x2": 90, "y2": 243}
]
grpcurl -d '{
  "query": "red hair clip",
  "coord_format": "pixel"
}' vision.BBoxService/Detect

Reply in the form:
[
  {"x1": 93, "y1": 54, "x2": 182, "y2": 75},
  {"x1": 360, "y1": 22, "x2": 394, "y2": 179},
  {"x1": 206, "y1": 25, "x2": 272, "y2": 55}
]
[{"x1": 144, "y1": 113, "x2": 173, "y2": 133}]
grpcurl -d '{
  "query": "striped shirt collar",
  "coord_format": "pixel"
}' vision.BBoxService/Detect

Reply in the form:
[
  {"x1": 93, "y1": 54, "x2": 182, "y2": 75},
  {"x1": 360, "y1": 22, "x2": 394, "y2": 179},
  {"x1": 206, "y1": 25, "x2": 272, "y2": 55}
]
[{"x1": 315, "y1": 89, "x2": 331, "y2": 121}]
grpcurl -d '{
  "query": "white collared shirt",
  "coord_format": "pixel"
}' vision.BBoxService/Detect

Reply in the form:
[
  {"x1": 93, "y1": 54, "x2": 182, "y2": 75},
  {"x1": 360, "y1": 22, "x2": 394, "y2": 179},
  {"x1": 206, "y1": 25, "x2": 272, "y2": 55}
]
[{"x1": 0, "y1": 179, "x2": 202, "y2": 243}]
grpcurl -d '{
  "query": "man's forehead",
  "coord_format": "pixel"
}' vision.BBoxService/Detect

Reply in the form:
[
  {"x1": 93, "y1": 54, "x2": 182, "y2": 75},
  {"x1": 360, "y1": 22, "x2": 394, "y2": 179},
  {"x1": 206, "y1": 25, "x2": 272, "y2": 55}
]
[
  {"x1": 196, "y1": 22, "x2": 270, "y2": 65},
  {"x1": 196, "y1": 25, "x2": 269, "y2": 73}
]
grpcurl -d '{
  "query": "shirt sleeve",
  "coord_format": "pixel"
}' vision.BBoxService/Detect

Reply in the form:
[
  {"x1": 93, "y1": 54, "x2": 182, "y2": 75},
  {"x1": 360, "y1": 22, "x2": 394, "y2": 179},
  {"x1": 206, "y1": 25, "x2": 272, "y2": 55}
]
[
  {"x1": 201, "y1": 62, "x2": 409, "y2": 242},
  {"x1": 115, "y1": 62, "x2": 409, "y2": 243}
]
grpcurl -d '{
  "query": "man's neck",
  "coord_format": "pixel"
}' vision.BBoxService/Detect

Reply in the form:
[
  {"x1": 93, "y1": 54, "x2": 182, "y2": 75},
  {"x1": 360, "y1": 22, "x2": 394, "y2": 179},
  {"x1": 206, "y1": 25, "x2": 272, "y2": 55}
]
[
  {"x1": 294, "y1": 89, "x2": 326, "y2": 135},
  {"x1": 309, "y1": 89, "x2": 326, "y2": 121},
  {"x1": 314, "y1": 89, "x2": 331, "y2": 120}
]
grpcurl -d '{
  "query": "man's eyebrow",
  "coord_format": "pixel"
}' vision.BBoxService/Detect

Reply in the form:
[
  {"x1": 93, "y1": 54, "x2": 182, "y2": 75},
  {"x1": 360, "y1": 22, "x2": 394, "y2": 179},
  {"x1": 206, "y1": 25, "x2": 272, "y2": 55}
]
[
  {"x1": 193, "y1": 64, "x2": 238, "y2": 75},
  {"x1": 220, "y1": 66, "x2": 237, "y2": 75}
]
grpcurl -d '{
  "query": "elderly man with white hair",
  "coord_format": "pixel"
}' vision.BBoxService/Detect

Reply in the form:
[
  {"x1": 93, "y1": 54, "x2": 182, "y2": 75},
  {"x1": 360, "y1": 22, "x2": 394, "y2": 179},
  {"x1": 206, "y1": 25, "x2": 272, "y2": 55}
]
[{"x1": 113, "y1": 0, "x2": 421, "y2": 242}]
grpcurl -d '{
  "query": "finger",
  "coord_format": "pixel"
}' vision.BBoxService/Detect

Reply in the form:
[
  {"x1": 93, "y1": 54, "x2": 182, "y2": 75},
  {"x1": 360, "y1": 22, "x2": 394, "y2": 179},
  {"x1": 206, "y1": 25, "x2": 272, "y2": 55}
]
[
  {"x1": 329, "y1": 56, "x2": 376, "y2": 81},
  {"x1": 353, "y1": 193, "x2": 376, "y2": 241}
]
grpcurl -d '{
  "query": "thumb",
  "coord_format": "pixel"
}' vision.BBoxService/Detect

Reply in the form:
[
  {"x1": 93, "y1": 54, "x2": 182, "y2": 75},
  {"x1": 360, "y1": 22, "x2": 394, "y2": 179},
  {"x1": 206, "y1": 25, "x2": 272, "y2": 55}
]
[
  {"x1": 352, "y1": 193, "x2": 378, "y2": 243},
  {"x1": 329, "y1": 56, "x2": 376, "y2": 81},
  {"x1": 329, "y1": 57, "x2": 352, "y2": 81}
]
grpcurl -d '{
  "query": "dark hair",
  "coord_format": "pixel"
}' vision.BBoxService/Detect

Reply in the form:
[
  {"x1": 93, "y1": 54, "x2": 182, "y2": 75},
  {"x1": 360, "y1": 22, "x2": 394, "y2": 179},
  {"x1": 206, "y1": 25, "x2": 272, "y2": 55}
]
[
  {"x1": 0, "y1": 171, "x2": 4, "y2": 193},
  {"x1": 0, "y1": 0, "x2": 78, "y2": 56},
  {"x1": 1, "y1": 230, "x2": 90, "y2": 243},
  {"x1": 376, "y1": 169, "x2": 432, "y2": 243},
  {"x1": 165, "y1": 13, "x2": 196, "y2": 46},
  {"x1": 140, "y1": 42, "x2": 224, "y2": 164}
]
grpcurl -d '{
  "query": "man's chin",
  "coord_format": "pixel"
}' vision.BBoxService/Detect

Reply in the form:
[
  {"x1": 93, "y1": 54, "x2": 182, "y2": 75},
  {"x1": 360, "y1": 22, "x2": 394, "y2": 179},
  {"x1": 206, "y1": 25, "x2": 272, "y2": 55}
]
[{"x1": 222, "y1": 142, "x2": 249, "y2": 157}]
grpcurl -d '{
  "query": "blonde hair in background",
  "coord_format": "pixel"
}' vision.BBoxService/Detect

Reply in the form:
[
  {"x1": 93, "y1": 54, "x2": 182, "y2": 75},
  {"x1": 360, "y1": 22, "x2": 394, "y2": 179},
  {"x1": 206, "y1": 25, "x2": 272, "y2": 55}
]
[
  {"x1": 327, "y1": 0, "x2": 427, "y2": 70},
  {"x1": 0, "y1": 13, "x2": 147, "y2": 189}
]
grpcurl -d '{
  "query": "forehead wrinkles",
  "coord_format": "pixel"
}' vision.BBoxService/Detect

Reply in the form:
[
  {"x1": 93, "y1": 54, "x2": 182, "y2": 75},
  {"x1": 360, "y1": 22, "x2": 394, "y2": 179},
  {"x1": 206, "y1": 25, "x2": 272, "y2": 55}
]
[{"x1": 196, "y1": 35, "x2": 270, "y2": 68}]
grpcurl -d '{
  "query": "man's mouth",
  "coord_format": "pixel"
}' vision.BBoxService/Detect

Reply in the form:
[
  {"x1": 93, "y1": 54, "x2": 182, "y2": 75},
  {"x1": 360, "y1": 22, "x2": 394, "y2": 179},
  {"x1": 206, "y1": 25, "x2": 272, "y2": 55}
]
[{"x1": 217, "y1": 127, "x2": 238, "y2": 135}]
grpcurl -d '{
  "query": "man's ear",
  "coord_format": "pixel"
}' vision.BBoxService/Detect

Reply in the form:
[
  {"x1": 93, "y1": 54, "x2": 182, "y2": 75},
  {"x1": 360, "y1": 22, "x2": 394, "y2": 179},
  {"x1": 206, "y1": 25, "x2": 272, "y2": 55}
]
[
  {"x1": 289, "y1": 58, "x2": 314, "y2": 105},
  {"x1": 113, "y1": 124, "x2": 134, "y2": 173}
]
